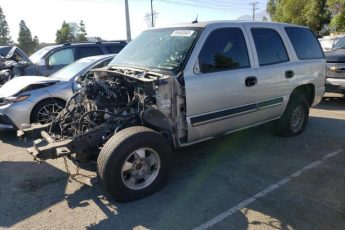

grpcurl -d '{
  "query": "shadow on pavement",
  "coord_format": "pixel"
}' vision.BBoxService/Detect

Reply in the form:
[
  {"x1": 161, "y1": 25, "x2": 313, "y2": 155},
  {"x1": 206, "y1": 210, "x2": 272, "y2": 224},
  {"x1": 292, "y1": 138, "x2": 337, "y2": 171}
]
[
  {"x1": 1, "y1": 114, "x2": 344, "y2": 229},
  {"x1": 0, "y1": 161, "x2": 68, "y2": 227},
  {"x1": 0, "y1": 129, "x2": 33, "y2": 148},
  {"x1": 315, "y1": 94, "x2": 345, "y2": 111}
]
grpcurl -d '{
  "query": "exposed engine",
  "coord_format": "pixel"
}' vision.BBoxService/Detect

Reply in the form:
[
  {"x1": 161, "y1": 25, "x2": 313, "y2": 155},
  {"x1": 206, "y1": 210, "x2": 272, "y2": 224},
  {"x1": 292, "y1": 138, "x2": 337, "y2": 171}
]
[
  {"x1": 20, "y1": 67, "x2": 185, "y2": 161},
  {"x1": 48, "y1": 71, "x2": 158, "y2": 142}
]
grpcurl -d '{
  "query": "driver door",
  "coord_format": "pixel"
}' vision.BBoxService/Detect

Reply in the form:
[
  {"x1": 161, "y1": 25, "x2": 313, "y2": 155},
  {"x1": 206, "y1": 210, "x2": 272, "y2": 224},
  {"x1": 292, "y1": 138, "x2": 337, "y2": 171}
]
[{"x1": 183, "y1": 25, "x2": 259, "y2": 142}]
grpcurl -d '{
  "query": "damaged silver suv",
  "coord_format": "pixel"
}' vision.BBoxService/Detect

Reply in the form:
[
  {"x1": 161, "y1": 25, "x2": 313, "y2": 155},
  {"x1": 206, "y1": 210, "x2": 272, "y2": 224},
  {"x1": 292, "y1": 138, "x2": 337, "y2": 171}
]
[{"x1": 19, "y1": 21, "x2": 326, "y2": 202}]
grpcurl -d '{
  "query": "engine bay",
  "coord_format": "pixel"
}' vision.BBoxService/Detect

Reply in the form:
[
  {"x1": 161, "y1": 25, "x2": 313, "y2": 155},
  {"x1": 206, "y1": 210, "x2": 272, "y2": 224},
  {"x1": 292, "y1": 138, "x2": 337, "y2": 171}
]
[{"x1": 20, "y1": 67, "x2": 187, "y2": 161}]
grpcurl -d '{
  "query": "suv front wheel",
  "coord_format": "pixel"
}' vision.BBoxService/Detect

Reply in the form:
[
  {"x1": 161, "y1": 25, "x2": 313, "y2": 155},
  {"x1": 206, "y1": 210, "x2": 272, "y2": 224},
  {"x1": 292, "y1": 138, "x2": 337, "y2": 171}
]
[
  {"x1": 97, "y1": 126, "x2": 172, "y2": 202},
  {"x1": 276, "y1": 95, "x2": 309, "y2": 137}
]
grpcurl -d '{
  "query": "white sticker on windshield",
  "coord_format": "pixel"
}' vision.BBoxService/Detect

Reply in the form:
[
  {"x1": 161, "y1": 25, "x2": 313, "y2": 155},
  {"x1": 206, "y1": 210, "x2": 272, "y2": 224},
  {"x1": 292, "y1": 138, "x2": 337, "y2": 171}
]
[{"x1": 171, "y1": 30, "x2": 194, "y2": 37}]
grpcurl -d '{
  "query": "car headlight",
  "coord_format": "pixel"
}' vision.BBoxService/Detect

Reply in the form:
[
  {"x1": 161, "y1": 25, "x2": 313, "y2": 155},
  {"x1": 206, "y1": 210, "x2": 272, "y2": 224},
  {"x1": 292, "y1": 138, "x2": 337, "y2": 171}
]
[{"x1": 5, "y1": 94, "x2": 30, "y2": 104}]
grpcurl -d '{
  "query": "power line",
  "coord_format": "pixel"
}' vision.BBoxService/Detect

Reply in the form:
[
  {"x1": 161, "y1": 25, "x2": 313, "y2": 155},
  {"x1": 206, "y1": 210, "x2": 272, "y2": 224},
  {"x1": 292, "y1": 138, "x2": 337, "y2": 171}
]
[{"x1": 249, "y1": 1, "x2": 259, "y2": 21}]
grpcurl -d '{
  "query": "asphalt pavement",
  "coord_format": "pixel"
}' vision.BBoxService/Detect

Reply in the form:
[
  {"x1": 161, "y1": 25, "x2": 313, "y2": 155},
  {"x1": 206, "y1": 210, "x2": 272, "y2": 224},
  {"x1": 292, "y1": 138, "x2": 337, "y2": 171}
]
[{"x1": 0, "y1": 94, "x2": 344, "y2": 230}]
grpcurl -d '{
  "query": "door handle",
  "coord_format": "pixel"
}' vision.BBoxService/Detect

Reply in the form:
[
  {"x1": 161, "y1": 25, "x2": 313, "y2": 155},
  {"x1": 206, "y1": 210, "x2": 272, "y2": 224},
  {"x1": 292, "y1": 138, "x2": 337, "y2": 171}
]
[
  {"x1": 245, "y1": 76, "x2": 257, "y2": 87},
  {"x1": 285, "y1": 70, "x2": 295, "y2": 79}
]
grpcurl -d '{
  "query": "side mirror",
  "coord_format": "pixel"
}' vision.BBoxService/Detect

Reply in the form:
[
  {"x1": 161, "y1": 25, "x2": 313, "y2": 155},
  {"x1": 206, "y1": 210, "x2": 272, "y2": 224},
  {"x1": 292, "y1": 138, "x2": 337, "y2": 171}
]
[
  {"x1": 38, "y1": 59, "x2": 46, "y2": 66},
  {"x1": 194, "y1": 59, "x2": 201, "y2": 74}
]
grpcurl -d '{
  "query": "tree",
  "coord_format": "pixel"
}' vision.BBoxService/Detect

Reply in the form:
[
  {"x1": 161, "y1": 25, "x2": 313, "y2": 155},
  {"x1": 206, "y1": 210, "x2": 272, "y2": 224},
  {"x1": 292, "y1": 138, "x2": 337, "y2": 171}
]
[
  {"x1": 327, "y1": 0, "x2": 345, "y2": 32},
  {"x1": 0, "y1": 5, "x2": 12, "y2": 45},
  {"x1": 267, "y1": 0, "x2": 278, "y2": 20},
  {"x1": 76, "y1": 20, "x2": 87, "y2": 42},
  {"x1": 266, "y1": 0, "x2": 330, "y2": 33},
  {"x1": 55, "y1": 21, "x2": 74, "y2": 44},
  {"x1": 17, "y1": 20, "x2": 39, "y2": 54},
  {"x1": 32, "y1": 35, "x2": 39, "y2": 50},
  {"x1": 56, "y1": 20, "x2": 88, "y2": 43}
]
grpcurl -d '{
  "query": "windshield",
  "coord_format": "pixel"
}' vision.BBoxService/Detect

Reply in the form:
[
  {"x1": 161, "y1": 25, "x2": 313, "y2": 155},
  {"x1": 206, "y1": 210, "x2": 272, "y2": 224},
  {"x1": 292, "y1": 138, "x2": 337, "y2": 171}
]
[
  {"x1": 109, "y1": 27, "x2": 200, "y2": 73},
  {"x1": 333, "y1": 36, "x2": 345, "y2": 49},
  {"x1": 50, "y1": 57, "x2": 97, "y2": 81},
  {"x1": 29, "y1": 46, "x2": 56, "y2": 63}
]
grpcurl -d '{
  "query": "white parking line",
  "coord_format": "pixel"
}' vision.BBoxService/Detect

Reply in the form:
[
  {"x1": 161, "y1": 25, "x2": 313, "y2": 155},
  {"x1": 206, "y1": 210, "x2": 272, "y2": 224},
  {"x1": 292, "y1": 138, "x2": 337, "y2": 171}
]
[{"x1": 193, "y1": 149, "x2": 343, "y2": 230}]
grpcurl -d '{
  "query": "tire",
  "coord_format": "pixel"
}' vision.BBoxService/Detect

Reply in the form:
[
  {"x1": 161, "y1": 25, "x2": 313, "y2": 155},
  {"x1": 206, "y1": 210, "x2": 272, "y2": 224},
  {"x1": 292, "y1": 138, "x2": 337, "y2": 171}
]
[
  {"x1": 97, "y1": 126, "x2": 172, "y2": 202},
  {"x1": 276, "y1": 95, "x2": 309, "y2": 137},
  {"x1": 31, "y1": 99, "x2": 65, "y2": 124}
]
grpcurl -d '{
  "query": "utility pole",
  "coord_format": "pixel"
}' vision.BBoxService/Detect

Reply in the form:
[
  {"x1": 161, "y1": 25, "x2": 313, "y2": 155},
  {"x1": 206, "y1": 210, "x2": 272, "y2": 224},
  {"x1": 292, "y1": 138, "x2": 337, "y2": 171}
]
[
  {"x1": 125, "y1": 0, "x2": 131, "y2": 41},
  {"x1": 151, "y1": 0, "x2": 154, "y2": 27},
  {"x1": 249, "y1": 2, "x2": 259, "y2": 21}
]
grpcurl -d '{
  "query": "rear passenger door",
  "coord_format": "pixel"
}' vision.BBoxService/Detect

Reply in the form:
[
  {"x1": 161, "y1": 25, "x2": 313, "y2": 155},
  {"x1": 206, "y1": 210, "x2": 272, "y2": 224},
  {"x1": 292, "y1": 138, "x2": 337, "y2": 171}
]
[{"x1": 245, "y1": 25, "x2": 297, "y2": 120}]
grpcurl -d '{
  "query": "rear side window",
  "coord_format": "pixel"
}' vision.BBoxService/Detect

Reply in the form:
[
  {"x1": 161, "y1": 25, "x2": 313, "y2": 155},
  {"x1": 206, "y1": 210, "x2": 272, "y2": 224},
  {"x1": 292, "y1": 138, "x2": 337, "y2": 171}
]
[
  {"x1": 78, "y1": 46, "x2": 102, "y2": 59},
  {"x1": 106, "y1": 45, "x2": 124, "y2": 54},
  {"x1": 251, "y1": 28, "x2": 289, "y2": 66},
  {"x1": 198, "y1": 28, "x2": 250, "y2": 73},
  {"x1": 285, "y1": 27, "x2": 324, "y2": 60}
]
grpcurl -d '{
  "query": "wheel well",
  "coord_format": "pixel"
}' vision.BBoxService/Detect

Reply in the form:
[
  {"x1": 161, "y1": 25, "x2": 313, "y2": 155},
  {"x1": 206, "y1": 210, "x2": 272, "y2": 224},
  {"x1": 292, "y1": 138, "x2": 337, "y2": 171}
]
[
  {"x1": 30, "y1": 98, "x2": 66, "y2": 123},
  {"x1": 291, "y1": 84, "x2": 315, "y2": 106}
]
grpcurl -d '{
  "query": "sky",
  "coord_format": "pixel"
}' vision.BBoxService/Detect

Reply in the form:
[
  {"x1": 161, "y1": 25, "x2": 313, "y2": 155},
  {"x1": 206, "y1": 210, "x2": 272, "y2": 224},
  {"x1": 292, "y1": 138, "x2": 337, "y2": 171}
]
[{"x1": 0, "y1": 0, "x2": 268, "y2": 43}]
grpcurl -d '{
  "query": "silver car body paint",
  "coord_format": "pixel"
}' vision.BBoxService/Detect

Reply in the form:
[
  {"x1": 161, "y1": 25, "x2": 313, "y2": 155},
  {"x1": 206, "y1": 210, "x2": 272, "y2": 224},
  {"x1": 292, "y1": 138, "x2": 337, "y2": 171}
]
[{"x1": 180, "y1": 21, "x2": 325, "y2": 144}]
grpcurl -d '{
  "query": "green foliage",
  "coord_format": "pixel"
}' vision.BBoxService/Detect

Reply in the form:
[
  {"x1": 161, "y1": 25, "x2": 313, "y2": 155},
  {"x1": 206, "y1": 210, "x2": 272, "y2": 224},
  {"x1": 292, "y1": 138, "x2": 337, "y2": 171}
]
[
  {"x1": 327, "y1": 0, "x2": 345, "y2": 32},
  {"x1": 55, "y1": 21, "x2": 74, "y2": 44},
  {"x1": 0, "y1": 6, "x2": 12, "y2": 46},
  {"x1": 267, "y1": 0, "x2": 278, "y2": 20},
  {"x1": 56, "y1": 20, "x2": 88, "y2": 43},
  {"x1": 76, "y1": 20, "x2": 87, "y2": 42},
  {"x1": 17, "y1": 20, "x2": 39, "y2": 55},
  {"x1": 266, "y1": 0, "x2": 330, "y2": 32}
]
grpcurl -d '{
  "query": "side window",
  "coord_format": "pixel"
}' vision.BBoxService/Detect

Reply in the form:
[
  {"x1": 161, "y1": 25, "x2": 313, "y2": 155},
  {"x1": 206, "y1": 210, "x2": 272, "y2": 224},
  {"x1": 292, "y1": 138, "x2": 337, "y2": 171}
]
[
  {"x1": 106, "y1": 45, "x2": 124, "y2": 54},
  {"x1": 251, "y1": 28, "x2": 289, "y2": 66},
  {"x1": 78, "y1": 46, "x2": 103, "y2": 59},
  {"x1": 285, "y1": 27, "x2": 324, "y2": 60},
  {"x1": 198, "y1": 28, "x2": 250, "y2": 73},
  {"x1": 48, "y1": 48, "x2": 74, "y2": 66}
]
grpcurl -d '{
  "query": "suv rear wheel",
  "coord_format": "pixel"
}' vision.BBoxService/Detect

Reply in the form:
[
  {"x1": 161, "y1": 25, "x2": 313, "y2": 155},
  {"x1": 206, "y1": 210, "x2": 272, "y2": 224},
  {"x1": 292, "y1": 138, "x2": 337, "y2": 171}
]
[
  {"x1": 97, "y1": 126, "x2": 172, "y2": 202},
  {"x1": 276, "y1": 95, "x2": 309, "y2": 137}
]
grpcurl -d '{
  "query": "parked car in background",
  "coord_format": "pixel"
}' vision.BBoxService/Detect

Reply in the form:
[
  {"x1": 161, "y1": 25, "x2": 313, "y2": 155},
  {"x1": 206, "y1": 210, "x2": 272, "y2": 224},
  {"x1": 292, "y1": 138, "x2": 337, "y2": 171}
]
[
  {"x1": 325, "y1": 36, "x2": 345, "y2": 95},
  {"x1": 0, "y1": 54, "x2": 115, "y2": 130},
  {"x1": 26, "y1": 41, "x2": 127, "y2": 76},
  {"x1": 0, "y1": 41, "x2": 126, "y2": 86},
  {"x1": 0, "y1": 46, "x2": 32, "y2": 86},
  {"x1": 319, "y1": 36, "x2": 343, "y2": 51}
]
